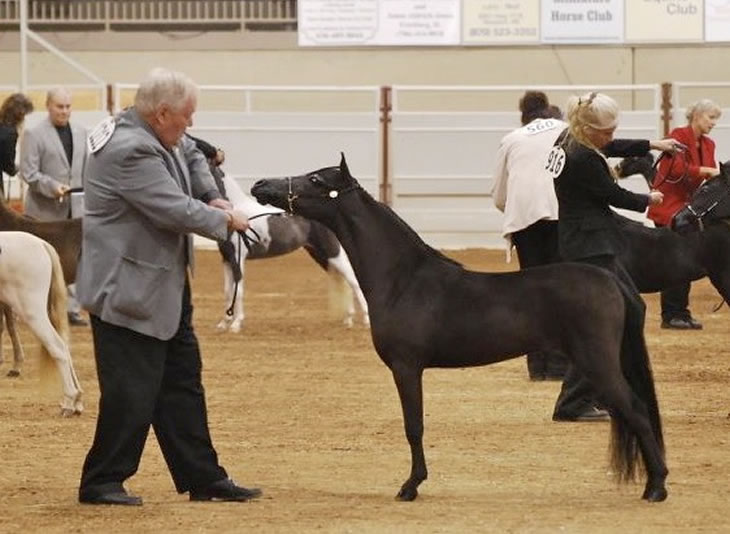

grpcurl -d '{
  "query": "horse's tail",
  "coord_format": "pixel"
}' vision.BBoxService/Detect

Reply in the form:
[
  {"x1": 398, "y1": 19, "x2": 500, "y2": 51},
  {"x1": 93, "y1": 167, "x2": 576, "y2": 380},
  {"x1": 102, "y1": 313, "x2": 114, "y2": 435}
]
[
  {"x1": 39, "y1": 240, "x2": 70, "y2": 381},
  {"x1": 610, "y1": 314, "x2": 665, "y2": 482}
]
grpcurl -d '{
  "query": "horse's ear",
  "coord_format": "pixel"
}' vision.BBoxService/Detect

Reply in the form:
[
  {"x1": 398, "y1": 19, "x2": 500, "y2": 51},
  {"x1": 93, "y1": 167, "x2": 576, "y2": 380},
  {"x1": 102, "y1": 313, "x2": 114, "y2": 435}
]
[{"x1": 339, "y1": 152, "x2": 351, "y2": 178}]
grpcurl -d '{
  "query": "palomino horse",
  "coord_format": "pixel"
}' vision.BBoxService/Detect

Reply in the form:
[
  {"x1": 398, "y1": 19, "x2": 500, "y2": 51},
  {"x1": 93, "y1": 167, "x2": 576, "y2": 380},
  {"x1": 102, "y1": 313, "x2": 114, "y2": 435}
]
[
  {"x1": 0, "y1": 232, "x2": 83, "y2": 415},
  {"x1": 251, "y1": 154, "x2": 667, "y2": 502},
  {"x1": 214, "y1": 172, "x2": 368, "y2": 332},
  {"x1": 0, "y1": 197, "x2": 82, "y2": 374}
]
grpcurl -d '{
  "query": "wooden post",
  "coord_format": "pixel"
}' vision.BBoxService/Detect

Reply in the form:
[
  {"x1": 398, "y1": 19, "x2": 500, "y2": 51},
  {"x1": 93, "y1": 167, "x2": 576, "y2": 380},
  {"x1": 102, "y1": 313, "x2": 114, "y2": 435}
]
[
  {"x1": 379, "y1": 86, "x2": 392, "y2": 205},
  {"x1": 661, "y1": 82, "x2": 673, "y2": 137}
]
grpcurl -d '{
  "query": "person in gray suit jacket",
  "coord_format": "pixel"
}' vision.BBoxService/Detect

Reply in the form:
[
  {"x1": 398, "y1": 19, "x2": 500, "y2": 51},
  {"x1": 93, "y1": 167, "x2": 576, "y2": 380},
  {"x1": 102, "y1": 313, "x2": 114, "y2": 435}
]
[
  {"x1": 76, "y1": 68, "x2": 260, "y2": 506},
  {"x1": 19, "y1": 87, "x2": 88, "y2": 325}
]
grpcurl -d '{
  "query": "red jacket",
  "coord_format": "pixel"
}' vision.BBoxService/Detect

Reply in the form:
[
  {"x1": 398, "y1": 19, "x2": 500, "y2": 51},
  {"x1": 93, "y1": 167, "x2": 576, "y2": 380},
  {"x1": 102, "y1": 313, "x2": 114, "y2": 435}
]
[{"x1": 647, "y1": 125, "x2": 717, "y2": 226}]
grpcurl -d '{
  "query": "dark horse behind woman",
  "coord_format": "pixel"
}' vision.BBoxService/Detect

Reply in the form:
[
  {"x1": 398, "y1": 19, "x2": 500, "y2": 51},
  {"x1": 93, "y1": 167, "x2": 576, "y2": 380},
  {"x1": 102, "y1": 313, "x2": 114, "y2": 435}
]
[
  {"x1": 252, "y1": 154, "x2": 668, "y2": 503},
  {"x1": 615, "y1": 158, "x2": 730, "y2": 304}
]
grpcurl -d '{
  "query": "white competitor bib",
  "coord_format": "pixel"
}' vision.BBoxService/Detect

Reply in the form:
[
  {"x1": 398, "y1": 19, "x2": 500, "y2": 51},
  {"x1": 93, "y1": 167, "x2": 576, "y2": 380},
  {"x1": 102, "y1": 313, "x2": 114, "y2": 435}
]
[
  {"x1": 87, "y1": 116, "x2": 116, "y2": 154},
  {"x1": 545, "y1": 146, "x2": 566, "y2": 179}
]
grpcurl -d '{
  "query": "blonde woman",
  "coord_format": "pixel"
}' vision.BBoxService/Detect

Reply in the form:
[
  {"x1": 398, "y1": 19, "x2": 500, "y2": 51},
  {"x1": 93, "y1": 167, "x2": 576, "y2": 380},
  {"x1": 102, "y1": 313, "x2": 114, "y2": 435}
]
[
  {"x1": 648, "y1": 99, "x2": 722, "y2": 330},
  {"x1": 549, "y1": 92, "x2": 681, "y2": 422}
]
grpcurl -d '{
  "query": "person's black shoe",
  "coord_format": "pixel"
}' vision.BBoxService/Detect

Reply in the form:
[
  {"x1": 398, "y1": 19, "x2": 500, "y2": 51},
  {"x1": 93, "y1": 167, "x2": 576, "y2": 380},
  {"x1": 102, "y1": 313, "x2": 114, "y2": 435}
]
[
  {"x1": 190, "y1": 478, "x2": 262, "y2": 502},
  {"x1": 79, "y1": 491, "x2": 143, "y2": 506},
  {"x1": 553, "y1": 405, "x2": 610, "y2": 422},
  {"x1": 68, "y1": 311, "x2": 89, "y2": 327},
  {"x1": 687, "y1": 316, "x2": 703, "y2": 330},
  {"x1": 661, "y1": 317, "x2": 693, "y2": 330}
]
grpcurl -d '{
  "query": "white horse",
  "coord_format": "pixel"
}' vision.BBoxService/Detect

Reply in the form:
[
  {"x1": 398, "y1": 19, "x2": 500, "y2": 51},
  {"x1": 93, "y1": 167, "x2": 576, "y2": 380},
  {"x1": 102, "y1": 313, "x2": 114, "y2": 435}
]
[
  {"x1": 215, "y1": 174, "x2": 369, "y2": 332},
  {"x1": 0, "y1": 232, "x2": 83, "y2": 416}
]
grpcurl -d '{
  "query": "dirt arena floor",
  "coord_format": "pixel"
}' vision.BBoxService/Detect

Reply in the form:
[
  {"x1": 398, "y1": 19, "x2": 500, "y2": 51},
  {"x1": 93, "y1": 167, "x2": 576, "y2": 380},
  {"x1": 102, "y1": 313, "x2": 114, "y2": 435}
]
[{"x1": 1, "y1": 247, "x2": 729, "y2": 533}]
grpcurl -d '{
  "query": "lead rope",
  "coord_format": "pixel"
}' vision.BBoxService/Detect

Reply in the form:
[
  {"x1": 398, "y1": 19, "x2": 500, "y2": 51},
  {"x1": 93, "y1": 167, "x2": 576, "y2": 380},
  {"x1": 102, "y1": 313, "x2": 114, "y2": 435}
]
[{"x1": 224, "y1": 211, "x2": 287, "y2": 317}]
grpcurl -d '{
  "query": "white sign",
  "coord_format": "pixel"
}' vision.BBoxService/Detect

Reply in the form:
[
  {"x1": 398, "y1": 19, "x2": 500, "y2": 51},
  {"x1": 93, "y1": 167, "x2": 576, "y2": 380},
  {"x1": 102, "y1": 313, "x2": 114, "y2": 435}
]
[
  {"x1": 706, "y1": 0, "x2": 730, "y2": 42},
  {"x1": 540, "y1": 0, "x2": 624, "y2": 43},
  {"x1": 298, "y1": 0, "x2": 461, "y2": 46},
  {"x1": 462, "y1": 0, "x2": 540, "y2": 45}
]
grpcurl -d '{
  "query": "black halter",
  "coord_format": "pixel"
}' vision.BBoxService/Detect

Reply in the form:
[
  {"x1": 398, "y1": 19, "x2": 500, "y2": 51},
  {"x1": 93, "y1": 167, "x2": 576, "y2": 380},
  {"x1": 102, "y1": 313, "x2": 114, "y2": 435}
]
[
  {"x1": 285, "y1": 173, "x2": 360, "y2": 214},
  {"x1": 683, "y1": 186, "x2": 730, "y2": 232}
]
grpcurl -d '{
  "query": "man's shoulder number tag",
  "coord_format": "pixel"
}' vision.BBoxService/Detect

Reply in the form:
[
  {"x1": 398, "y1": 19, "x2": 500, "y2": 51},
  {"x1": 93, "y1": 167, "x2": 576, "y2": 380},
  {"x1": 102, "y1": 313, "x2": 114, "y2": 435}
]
[
  {"x1": 546, "y1": 146, "x2": 566, "y2": 179},
  {"x1": 87, "y1": 116, "x2": 116, "y2": 154}
]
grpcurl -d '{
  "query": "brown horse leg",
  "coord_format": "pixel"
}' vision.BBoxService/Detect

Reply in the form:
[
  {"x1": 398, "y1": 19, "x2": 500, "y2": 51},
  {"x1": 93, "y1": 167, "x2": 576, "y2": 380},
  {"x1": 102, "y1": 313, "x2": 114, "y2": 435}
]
[
  {"x1": 391, "y1": 362, "x2": 427, "y2": 501},
  {"x1": 5, "y1": 307, "x2": 24, "y2": 377}
]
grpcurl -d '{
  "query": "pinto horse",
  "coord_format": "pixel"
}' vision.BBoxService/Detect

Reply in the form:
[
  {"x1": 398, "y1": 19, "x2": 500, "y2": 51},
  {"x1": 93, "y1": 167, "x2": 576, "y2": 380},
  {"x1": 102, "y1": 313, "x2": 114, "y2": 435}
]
[
  {"x1": 0, "y1": 197, "x2": 81, "y2": 375},
  {"x1": 213, "y1": 172, "x2": 368, "y2": 332},
  {"x1": 251, "y1": 154, "x2": 668, "y2": 502},
  {"x1": 0, "y1": 232, "x2": 83, "y2": 415}
]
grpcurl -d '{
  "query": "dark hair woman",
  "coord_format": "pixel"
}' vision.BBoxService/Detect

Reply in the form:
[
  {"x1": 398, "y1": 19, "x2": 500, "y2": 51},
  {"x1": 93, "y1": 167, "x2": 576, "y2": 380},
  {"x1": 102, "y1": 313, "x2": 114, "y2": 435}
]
[{"x1": 0, "y1": 93, "x2": 34, "y2": 194}]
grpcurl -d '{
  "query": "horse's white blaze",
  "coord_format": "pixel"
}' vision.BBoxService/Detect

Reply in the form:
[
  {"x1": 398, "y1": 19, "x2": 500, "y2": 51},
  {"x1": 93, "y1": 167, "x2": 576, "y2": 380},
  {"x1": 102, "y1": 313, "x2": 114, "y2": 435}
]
[{"x1": 0, "y1": 232, "x2": 83, "y2": 414}]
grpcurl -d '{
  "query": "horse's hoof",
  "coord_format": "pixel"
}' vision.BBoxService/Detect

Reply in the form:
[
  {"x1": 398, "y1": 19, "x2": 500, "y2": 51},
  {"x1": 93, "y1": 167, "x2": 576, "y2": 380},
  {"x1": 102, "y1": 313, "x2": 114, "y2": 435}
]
[
  {"x1": 6, "y1": 369, "x2": 20, "y2": 378},
  {"x1": 59, "y1": 408, "x2": 77, "y2": 418},
  {"x1": 396, "y1": 486, "x2": 418, "y2": 501},
  {"x1": 642, "y1": 485, "x2": 668, "y2": 502},
  {"x1": 215, "y1": 321, "x2": 229, "y2": 332}
]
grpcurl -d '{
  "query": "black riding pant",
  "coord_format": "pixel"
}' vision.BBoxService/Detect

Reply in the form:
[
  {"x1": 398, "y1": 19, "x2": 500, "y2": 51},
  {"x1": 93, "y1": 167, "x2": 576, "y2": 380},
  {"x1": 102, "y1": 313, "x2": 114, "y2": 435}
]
[
  {"x1": 655, "y1": 223, "x2": 693, "y2": 321},
  {"x1": 79, "y1": 282, "x2": 227, "y2": 497},
  {"x1": 512, "y1": 220, "x2": 568, "y2": 379},
  {"x1": 554, "y1": 254, "x2": 647, "y2": 417}
]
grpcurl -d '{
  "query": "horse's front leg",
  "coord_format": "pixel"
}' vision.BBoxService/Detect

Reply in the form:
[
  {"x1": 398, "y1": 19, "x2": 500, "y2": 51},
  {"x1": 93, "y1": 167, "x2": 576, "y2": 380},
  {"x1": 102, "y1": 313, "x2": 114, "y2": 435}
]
[
  {"x1": 5, "y1": 308, "x2": 24, "y2": 378},
  {"x1": 229, "y1": 254, "x2": 246, "y2": 333},
  {"x1": 216, "y1": 261, "x2": 236, "y2": 332},
  {"x1": 391, "y1": 361, "x2": 427, "y2": 501}
]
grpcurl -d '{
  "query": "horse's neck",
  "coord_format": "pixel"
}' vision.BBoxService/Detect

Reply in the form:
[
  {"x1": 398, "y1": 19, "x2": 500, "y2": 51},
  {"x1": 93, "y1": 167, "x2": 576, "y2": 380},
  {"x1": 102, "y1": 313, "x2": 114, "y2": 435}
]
[
  {"x1": 223, "y1": 175, "x2": 283, "y2": 217},
  {"x1": 330, "y1": 194, "x2": 435, "y2": 304}
]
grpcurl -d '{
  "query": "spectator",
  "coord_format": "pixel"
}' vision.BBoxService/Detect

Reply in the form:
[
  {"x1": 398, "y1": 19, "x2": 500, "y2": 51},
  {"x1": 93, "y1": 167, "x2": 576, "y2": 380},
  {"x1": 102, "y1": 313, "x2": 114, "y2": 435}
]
[
  {"x1": 76, "y1": 67, "x2": 259, "y2": 506},
  {"x1": 19, "y1": 87, "x2": 89, "y2": 326},
  {"x1": 648, "y1": 99, "x2": 722, "y2": 330},
  {"x1": 0, "y1": 93, "x2": 34, "y2": 196}
]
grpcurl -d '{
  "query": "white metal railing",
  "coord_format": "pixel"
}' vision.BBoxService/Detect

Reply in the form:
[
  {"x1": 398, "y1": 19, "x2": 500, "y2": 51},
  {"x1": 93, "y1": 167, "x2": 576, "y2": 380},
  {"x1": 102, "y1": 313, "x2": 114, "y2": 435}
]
[{"x1": 0, "y1": 0, "x2": 297, "y2": 25}]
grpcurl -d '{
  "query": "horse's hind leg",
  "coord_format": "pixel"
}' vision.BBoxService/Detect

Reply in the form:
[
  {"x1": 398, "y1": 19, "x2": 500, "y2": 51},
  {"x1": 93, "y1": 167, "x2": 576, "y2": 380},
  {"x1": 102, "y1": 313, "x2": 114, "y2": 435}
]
[
  {"x1": 217, "y1": 261, "x2": 236, "y2": 331},
  {"x1": 5, "y1": 307, "x2": 25, "y2": 377},
  {"x1": 23, "y1": 314, "x2": 83, "y2": 416},
  {"x1": 391, "y1": 361, "x2": 427, "y2": 501},
  {"x1": 328, "y1": 251, "x2": 369, "y2": 326}
]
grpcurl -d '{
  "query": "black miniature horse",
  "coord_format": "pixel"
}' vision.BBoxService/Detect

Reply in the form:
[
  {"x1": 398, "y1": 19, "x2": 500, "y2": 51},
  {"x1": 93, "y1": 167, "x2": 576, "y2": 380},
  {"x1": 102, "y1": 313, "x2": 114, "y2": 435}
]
[
  {"x1": 614, "y1": 160, "x2": 730, "y2": 302},
  {"x1": 252, "y1": 154, "x2": 668, "y2": 502},
  {"x1": 672, "y1": 161, "x2": 730, "y2": 234}
]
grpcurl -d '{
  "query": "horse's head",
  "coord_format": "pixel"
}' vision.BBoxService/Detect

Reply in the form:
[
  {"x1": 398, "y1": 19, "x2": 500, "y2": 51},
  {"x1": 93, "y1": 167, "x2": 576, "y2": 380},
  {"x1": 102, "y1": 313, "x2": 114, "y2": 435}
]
[
  {"x1": 671, "y1": 161, "x2": 730, "y2": 234},
  {"x1": 615, "y1": 154, "x2": 656, "y2": 187},
  {"x1": 251, "y1": 153, "x2": 360, "y2": 219}
]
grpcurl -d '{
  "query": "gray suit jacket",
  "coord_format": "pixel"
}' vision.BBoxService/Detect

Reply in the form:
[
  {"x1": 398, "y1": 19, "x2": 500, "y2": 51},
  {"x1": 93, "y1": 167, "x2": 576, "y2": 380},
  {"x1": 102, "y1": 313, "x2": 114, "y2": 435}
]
[
  {"x1": 76, "y1": 108, "x2": 229, "y2": 340},
  {"x1": 19, "y1": 117, "x2": 87, "y2": 220}
]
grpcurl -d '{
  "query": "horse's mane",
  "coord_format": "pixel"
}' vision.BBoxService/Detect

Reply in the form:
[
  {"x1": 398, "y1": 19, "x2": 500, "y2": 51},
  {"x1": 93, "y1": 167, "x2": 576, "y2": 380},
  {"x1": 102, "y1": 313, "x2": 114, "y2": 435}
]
[{"x1": 356, "y1": 184, "x2": 463, "y2": 268}]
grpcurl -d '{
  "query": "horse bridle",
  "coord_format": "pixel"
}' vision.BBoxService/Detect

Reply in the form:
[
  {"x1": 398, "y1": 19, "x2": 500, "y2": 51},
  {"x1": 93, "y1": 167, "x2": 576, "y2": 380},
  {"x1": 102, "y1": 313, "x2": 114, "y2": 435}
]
[
  {"x1": 683, "y1": 182, "x2": 730, "y2": 232},
  {"x1": 285, "y1": 173, "x2": 360, "y2": 214}
]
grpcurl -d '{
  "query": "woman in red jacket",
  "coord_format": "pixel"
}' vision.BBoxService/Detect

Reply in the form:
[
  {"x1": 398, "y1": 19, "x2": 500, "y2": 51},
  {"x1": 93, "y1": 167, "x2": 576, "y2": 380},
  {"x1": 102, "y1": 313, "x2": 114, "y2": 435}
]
[{"x1": 648, "y1": 99, "x2": 722, "y2": 330}]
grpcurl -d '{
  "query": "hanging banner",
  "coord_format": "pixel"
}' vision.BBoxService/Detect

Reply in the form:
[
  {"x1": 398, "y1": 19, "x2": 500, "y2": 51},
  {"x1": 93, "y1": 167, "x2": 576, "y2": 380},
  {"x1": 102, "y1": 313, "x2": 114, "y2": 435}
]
[
  {"x1": 298, "y1": 0, "x2": 461, "y2": 47},
  {"x1": 462, "y1": 0, "x2": 540, "y2": 45},
  {"x1": 540, "y1": 0, "x2": 623, "y2": 43},
  {"x1": 625, "y1": 0, "x2": 703, "y2": 42},
  {"x1": 705, "y1": 0, "x2": 730, "y2": 42}
]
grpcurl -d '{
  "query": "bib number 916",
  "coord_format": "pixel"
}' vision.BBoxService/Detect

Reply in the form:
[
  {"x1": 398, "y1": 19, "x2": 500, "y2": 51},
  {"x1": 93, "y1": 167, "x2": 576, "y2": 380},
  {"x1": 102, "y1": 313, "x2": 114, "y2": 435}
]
[{"x1": 546, "y1": 146, "x2": 566, "y2": 179}]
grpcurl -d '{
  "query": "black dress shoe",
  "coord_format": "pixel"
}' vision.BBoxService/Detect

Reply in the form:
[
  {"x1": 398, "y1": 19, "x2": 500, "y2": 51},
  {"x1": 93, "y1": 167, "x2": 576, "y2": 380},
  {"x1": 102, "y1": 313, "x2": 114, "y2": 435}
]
[
  {"x1": 687, "y1": 316, "x2": 703, "y2": 330},
  {"x1": 190, "y1": 478, "x2": 262, "y2": 502},
  {"x1": 79, "y1": 491, "x2": 143, "y2": 506},
  {"x1": 661, "y1": 317, "x2": 693, "y2": 330},
  {"x1": 68, "y1": 311, "x2": 89, "y2": 327},
  {"x1": 553, "y1": 406, "x2": 610, "y2": 422}
]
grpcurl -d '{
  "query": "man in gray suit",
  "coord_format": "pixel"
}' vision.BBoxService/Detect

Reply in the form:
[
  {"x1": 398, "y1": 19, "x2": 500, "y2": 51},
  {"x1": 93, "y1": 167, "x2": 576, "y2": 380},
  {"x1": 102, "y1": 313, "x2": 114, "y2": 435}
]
[
  {"x1": 20, "y1": 87, "x2": 88, "y2": 325},
  {"x1": 76, "y1": 68, "x2": 259, "y2": 507}
]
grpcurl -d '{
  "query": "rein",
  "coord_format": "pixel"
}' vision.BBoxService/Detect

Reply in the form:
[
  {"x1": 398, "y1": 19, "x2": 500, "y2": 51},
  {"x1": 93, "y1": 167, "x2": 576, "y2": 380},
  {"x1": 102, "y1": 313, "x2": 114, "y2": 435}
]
[
  {"x1": 652, "y1": 150, "x2": 690, "y2": 188},
  {"x1": 223, "y1": 211, "x2": 285, "y2": 318}
]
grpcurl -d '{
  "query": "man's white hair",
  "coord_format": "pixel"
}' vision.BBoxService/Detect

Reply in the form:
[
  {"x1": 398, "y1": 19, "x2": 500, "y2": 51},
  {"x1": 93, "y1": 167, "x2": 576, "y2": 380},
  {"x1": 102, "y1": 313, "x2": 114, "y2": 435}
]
[{"x1": 134, "y1": 67, "x2": 199, "y2": 116}]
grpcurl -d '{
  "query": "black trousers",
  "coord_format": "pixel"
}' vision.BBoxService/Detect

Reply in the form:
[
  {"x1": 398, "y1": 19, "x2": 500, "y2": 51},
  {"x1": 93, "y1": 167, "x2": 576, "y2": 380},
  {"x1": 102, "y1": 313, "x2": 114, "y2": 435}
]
[
  {"x1": 512, "y1": 220, "x2": 568, "y2": 378},
  {"x1": 79, "y1": 282, "x2": 227, "y2": 497},
  {"x1": 554, "y1": 254, "x2": 647, "y2": 417},
  {"x1": 655, "y1": 224, "x2": 692, "y2": 321}
]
